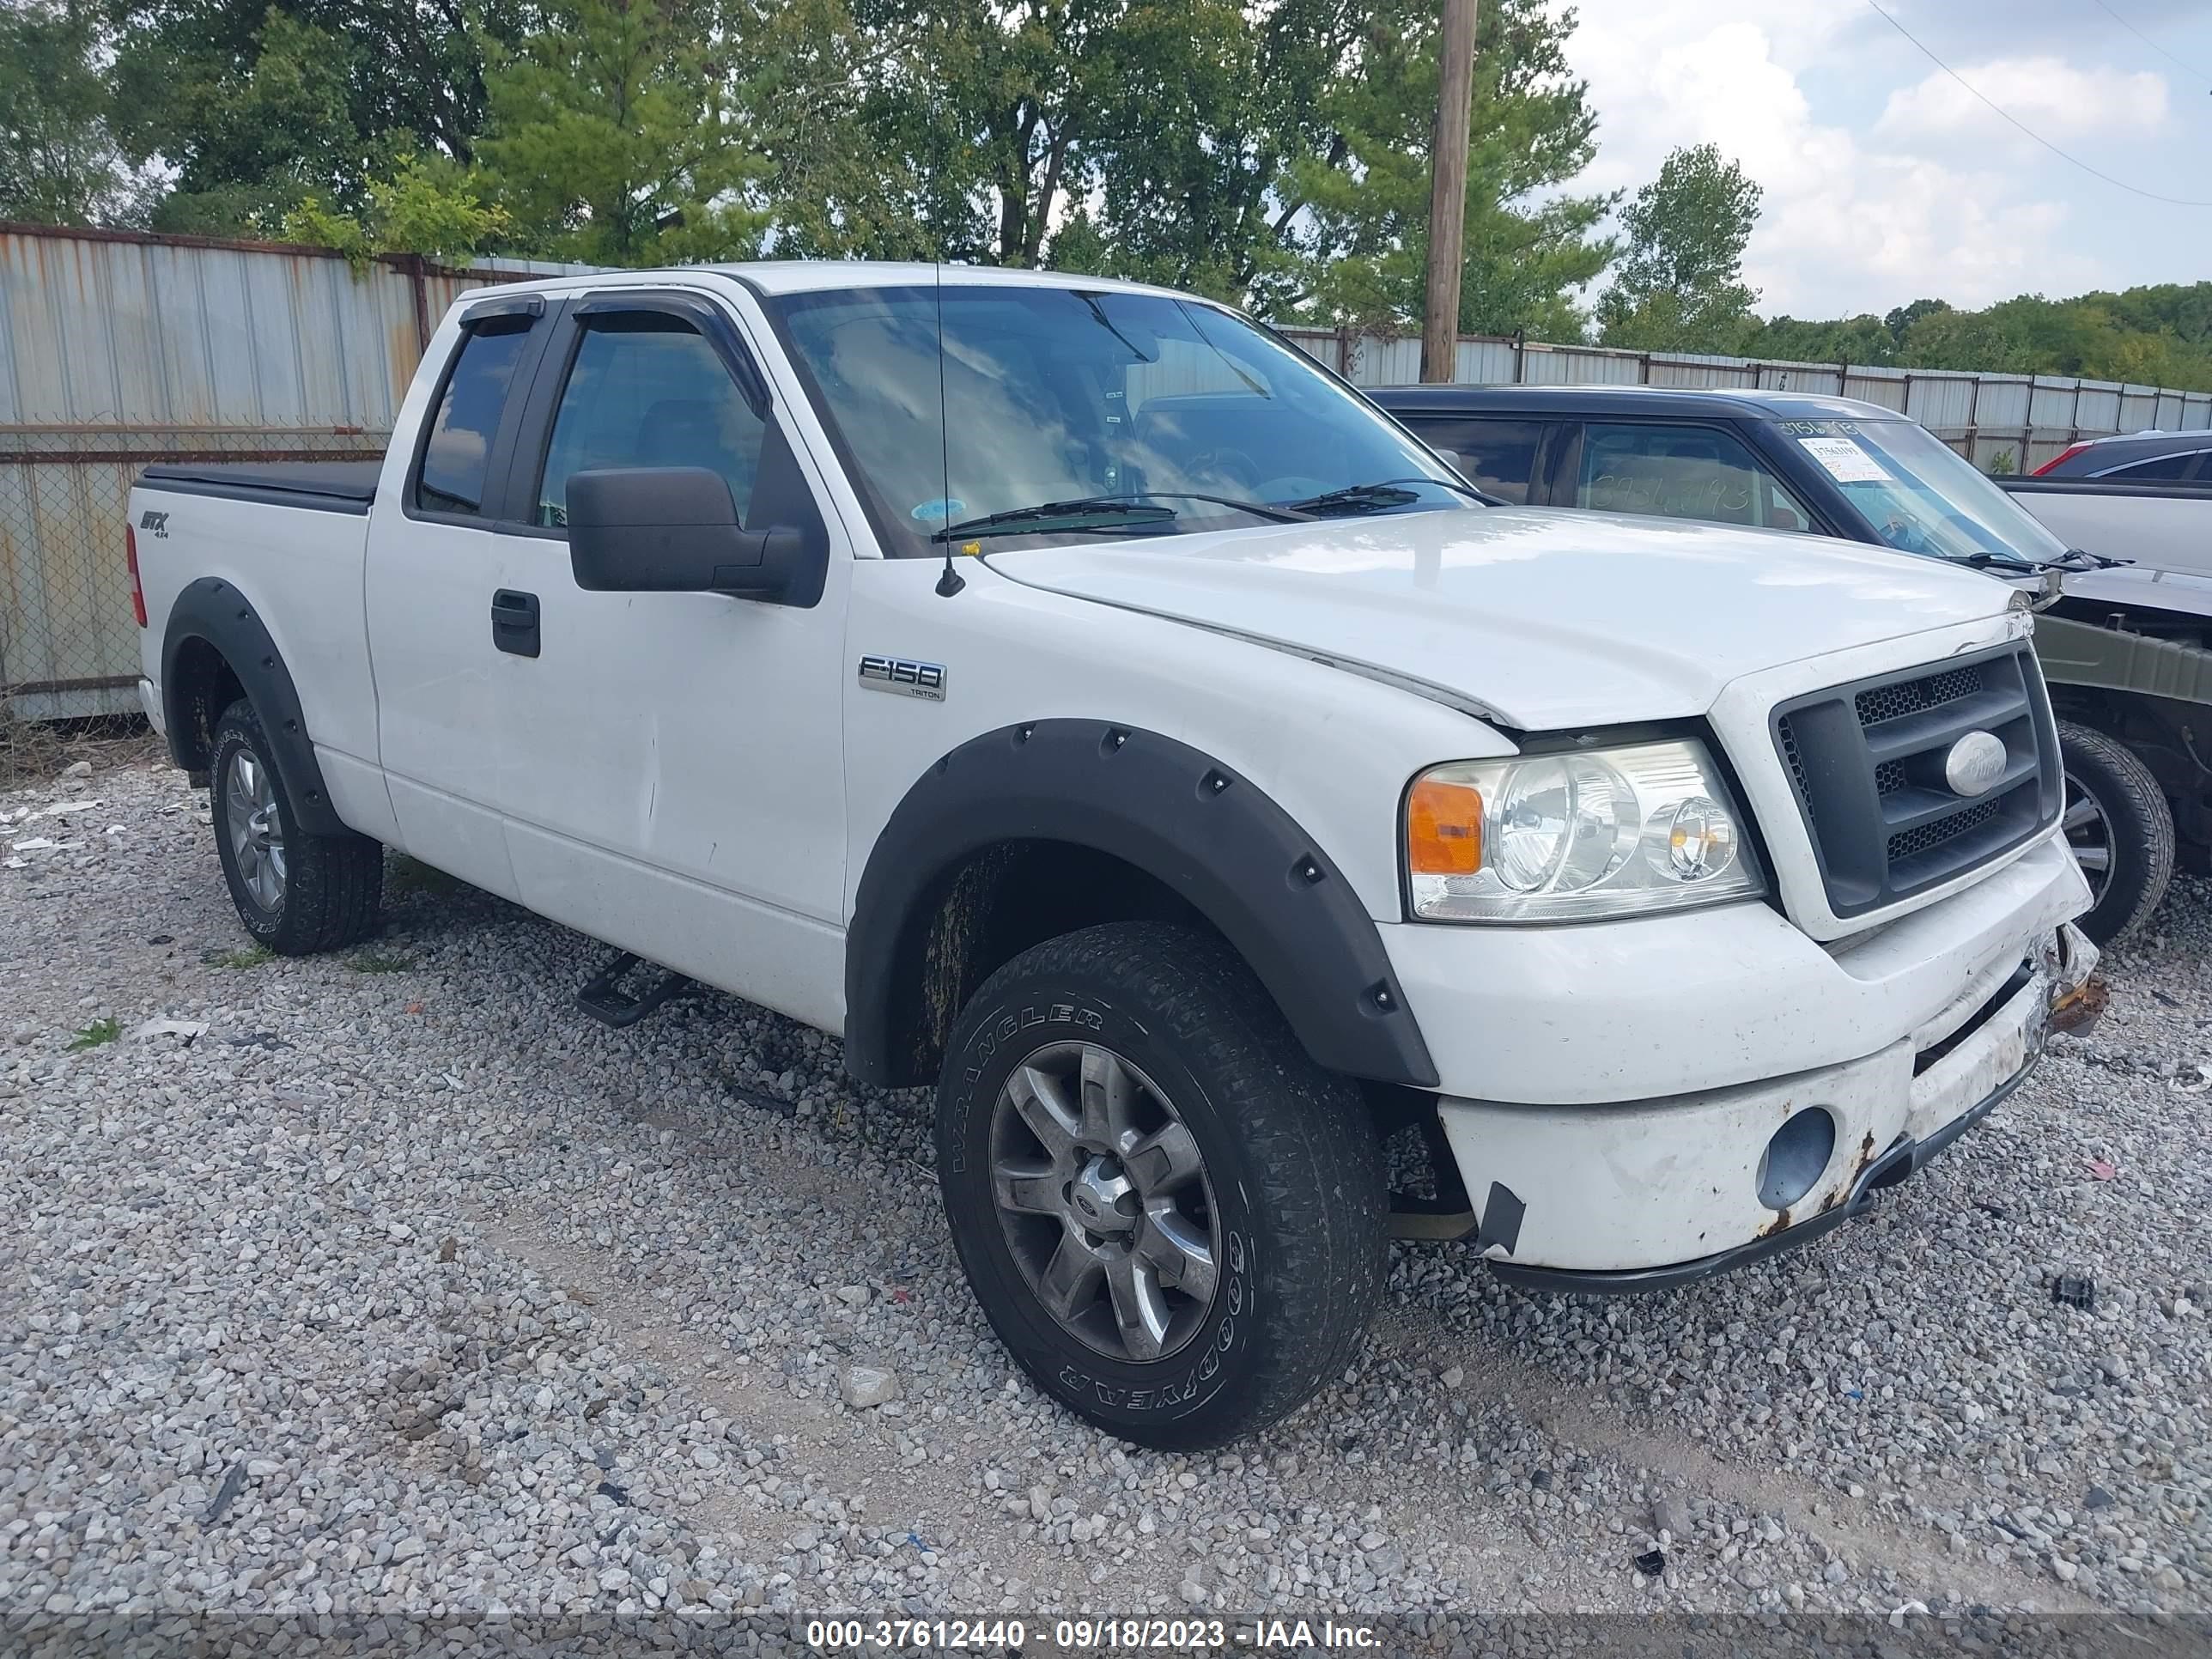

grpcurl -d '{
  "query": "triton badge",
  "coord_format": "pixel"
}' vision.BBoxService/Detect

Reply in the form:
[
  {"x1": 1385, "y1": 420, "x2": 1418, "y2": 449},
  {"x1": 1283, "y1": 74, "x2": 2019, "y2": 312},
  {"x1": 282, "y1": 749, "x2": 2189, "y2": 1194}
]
[{"x1": 858, "y1": 655, "x2": 947, "y2": 701}]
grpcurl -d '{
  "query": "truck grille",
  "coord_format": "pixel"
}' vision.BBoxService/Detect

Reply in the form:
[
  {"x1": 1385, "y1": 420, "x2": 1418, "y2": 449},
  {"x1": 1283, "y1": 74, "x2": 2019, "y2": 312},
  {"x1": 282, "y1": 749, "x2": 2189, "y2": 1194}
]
[{"x1": 1770, "y1": 642, "x2": 2060, "y2": 918}]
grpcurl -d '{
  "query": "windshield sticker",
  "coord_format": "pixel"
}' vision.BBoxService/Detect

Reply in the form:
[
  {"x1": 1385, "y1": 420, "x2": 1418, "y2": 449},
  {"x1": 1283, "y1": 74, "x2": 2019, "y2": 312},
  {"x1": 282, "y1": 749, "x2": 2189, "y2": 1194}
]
[
  {"x1": 1797, "y1": 436, "x2": 1893, "y2": 484},
  {"x1": 910, "y1": 497, "x2": 966, "y2": 522}
]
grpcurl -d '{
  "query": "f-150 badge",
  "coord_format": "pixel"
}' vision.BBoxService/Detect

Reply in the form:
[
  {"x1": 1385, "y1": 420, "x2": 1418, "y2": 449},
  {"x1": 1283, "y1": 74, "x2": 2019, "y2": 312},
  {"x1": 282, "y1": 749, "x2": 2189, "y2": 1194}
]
[{"x1": 858, "y1": 655, "x2": 947, "y2": 701}]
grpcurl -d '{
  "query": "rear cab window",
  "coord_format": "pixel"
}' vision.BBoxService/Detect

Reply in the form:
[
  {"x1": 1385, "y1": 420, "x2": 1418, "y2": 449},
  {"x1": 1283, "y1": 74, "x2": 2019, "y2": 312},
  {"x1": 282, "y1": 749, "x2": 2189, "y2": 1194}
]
[{"x1": 414, "y1": 317, "x2": 536, "y2": 517}]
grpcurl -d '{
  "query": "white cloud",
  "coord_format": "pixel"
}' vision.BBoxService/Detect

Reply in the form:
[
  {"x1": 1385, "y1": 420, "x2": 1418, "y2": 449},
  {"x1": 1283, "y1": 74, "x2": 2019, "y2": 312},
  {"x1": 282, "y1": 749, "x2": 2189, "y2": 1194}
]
[
  {"x1": 1559, "y1": 2, "x2": 2137, "y2": 318},
  {"x1": 1875, "y1": 56, "x2": 2170, "y2": 146}
]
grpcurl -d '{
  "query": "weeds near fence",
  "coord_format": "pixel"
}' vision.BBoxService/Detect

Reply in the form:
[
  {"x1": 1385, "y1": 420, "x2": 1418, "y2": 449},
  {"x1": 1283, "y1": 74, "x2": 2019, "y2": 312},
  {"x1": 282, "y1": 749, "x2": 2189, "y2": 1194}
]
[{"x1": 0, "y1": 708, "x2": 160, "y2": 787}]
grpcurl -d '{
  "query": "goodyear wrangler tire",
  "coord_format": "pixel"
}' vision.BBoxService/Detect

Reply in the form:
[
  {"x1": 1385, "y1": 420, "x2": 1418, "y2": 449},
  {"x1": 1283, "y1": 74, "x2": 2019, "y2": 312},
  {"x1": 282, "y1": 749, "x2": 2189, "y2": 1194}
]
[{"x1": 934, "y1": 920, "x2": 1388, "y2": 1449}]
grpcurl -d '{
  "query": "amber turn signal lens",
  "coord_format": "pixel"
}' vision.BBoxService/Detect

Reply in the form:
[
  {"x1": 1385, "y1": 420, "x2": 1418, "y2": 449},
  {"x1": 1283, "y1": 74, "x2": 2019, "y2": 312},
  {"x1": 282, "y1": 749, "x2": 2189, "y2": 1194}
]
[{"x1": 1407, "y1": 776, "x2": 1484, "y2": 875}]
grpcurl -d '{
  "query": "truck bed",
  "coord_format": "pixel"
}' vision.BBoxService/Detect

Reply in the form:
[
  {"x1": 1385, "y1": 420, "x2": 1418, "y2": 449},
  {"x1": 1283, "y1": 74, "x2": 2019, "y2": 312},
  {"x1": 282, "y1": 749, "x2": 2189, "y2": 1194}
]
[
  {"x1": 137, "y1": 459, "x2": 385, "y2": 515},
  {"x1": 1995, "y1": 473, "x2": 2212, "y2": 580}
]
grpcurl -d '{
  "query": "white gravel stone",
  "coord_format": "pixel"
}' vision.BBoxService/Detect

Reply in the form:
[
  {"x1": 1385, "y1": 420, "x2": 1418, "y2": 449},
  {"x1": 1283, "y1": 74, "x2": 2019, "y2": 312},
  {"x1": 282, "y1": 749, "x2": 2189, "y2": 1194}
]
[
  {"x1": 4, "y1": 757, "x2": 2209, "y2": 1626},
  {"x1": 840, "y1": 1365, "x2": 901, "y2": 1409}
]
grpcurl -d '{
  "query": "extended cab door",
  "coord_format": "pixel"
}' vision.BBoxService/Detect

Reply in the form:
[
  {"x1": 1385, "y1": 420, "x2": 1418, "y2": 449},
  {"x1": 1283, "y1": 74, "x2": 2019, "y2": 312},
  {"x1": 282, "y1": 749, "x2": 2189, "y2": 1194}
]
[
  {"x1": 477, "y1": 284, "x2": 851, "y2": 1029},
  {"x1": 365, "y1": 292, "x2": 555, "y2": 899}
]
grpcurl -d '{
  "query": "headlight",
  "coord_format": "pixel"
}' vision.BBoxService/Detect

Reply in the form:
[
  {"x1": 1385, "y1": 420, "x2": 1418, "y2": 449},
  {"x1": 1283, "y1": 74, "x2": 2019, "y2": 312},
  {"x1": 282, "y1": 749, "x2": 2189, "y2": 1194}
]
[{"x1": 1404, "y1": 738, "x2": 1764, "y2": 921}]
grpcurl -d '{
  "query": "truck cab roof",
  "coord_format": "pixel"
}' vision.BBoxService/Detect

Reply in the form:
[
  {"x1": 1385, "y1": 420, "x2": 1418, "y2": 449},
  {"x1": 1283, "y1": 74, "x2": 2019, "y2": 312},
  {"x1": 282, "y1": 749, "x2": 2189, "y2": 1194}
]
[
  {"x1": 1370, "y1": 383, "x2": 1907, "y2": 426},
  {"x1": 474, "y1": 259, "x2": 1197, "y2": 303}
]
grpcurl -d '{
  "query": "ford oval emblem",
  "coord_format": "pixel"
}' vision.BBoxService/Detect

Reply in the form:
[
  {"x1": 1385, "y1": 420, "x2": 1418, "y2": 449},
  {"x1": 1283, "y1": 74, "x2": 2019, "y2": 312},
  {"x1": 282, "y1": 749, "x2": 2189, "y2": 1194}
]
[{"x1": 1943, "y1": 731, "x2": 2008, "y2": 798}]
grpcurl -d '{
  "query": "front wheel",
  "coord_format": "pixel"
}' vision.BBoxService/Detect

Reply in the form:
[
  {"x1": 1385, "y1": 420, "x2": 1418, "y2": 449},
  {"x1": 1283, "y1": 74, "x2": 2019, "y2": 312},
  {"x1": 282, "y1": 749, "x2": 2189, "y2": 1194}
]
[
  {"x1": 934, "y1": 921, "x2": 1388, "y2": 1449},
  {"x1": 2057, "y1": 720, "x2": 2173, "y2": 946}
]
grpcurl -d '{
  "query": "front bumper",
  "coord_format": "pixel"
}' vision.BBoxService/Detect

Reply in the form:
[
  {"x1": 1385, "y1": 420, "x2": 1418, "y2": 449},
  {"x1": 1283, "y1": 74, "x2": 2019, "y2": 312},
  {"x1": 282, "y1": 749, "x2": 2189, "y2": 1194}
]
[{"x1": 1436, "y1": 920, "x2": 2097, "y2": 1288}]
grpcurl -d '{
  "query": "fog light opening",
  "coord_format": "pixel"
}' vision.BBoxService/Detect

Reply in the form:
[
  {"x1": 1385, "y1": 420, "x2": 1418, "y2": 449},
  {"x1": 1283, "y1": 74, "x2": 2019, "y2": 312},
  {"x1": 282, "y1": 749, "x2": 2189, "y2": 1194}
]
[{"x1": 1757, "y1": 1107, "x2": 1838, "y2": 1212}]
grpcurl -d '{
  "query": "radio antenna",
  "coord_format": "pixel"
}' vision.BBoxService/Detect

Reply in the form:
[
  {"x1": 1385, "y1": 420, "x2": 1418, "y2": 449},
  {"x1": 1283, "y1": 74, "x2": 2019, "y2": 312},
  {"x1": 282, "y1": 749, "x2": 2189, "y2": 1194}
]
[{"x1": 933, "y1": 263, "x2": 964, "y2": 598}]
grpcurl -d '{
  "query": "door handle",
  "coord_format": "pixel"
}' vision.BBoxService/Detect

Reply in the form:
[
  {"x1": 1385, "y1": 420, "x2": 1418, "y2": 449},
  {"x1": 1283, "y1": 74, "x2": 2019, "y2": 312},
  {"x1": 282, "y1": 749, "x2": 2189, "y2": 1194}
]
[{"x1": 491, "y1": 589, "x2": 540, "y2": 658}]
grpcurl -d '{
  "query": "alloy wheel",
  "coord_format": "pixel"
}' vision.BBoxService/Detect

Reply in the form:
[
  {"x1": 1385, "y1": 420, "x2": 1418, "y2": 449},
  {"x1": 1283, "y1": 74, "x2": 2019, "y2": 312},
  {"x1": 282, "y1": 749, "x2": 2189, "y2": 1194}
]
[
  {"x1": 223, "y1": 745, "x2": 288, "y2": 912},
  {"x1": 987, "y1": 1042, "x2": 1221, "y2": 1363}
]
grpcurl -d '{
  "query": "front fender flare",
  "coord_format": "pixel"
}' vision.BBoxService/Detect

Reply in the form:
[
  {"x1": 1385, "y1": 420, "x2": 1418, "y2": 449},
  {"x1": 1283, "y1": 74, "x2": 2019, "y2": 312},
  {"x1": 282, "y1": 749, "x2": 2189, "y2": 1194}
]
[
  {"x1": 844, "y1": 719, "x2": 1437, "y2": 1090},
  {"x1": 161, "y1": 576, "x2": 346, "y2": 836}
]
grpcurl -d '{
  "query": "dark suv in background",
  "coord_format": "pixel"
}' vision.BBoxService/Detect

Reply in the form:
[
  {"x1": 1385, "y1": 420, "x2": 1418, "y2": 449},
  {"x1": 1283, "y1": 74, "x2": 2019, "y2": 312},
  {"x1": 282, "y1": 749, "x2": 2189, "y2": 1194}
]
[
  {"x1": 2033, "y1": 429, "x2": 2212, "y2": 483},
  {"x1": 1370, "y1": 383, "x2": 2189, "y2": 945}
]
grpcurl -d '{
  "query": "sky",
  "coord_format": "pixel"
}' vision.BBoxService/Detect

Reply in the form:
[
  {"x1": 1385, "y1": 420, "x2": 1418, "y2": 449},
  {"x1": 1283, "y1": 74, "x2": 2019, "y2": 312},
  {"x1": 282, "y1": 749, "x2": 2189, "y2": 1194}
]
[{"x1": 1558, "y1": 0, "x2": 2212, "y2": 319}]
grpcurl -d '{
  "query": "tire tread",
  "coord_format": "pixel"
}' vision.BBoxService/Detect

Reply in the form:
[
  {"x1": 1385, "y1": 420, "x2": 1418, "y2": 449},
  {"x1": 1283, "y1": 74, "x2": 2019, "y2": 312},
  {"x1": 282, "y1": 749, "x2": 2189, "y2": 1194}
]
[
  {"x1": 943, "y1": 920, "x2": 1388, "y2": 1448},
  {"x1": 212, "y1": 698, "x2": 384, "y2": 956},
  {"x1": 2057, "y1": 719, "x2": 2173, "y2": 945}
]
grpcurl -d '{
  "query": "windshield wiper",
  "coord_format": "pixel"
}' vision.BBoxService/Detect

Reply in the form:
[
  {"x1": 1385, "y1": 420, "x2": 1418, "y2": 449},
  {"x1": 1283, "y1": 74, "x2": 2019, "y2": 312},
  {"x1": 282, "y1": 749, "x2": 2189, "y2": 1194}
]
[
  {"x1": 930, "y1": 491, "x2": 1309, "y2": 542},
  {"x1": 1285, "y1": 477, "x2": 1498, "y2": 514},
  {"x1": 1957, "y1": 547, "x2": 2130, "y2": 574}
]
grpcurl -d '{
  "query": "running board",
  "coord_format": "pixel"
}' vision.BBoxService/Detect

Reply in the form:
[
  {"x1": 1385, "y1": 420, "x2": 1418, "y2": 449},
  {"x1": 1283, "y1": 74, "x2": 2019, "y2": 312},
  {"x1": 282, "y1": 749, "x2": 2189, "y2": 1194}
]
[{"x1": 576, "y1": 952, "x2": 693, "y2": 1028}]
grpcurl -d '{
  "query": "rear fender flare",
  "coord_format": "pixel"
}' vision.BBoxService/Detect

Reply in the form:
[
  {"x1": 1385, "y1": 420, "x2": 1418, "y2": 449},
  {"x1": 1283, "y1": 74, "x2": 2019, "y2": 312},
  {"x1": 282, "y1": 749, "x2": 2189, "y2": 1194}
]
[{"x1": 161, "y1": 576, "x2": 346, "y2": 836}]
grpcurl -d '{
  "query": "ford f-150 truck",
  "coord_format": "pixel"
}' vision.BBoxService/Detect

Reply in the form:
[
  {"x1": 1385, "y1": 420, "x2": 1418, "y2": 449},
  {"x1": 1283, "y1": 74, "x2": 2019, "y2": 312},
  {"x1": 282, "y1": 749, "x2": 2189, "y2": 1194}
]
[{"x1": 128, "y1": 264, "x2": 2095, "y2": 1449}]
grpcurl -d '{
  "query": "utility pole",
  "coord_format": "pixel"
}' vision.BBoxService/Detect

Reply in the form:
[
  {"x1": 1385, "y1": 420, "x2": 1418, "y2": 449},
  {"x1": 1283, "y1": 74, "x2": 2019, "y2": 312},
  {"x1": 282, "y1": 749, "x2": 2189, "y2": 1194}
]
[{"x1": 1421, "y1": 0, "x2": 1478, "y2": 383}]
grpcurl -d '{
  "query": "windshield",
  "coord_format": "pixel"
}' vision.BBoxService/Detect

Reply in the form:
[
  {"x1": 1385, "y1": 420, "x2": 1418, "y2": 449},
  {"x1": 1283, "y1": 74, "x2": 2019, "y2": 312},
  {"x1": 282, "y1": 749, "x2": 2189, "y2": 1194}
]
[
  {"x1": 766, "y1": 282, "x2": 1468, "y2": 556},
  {"x1": 1771, "y1": 417, "x2": 2070, "y2": 566}
]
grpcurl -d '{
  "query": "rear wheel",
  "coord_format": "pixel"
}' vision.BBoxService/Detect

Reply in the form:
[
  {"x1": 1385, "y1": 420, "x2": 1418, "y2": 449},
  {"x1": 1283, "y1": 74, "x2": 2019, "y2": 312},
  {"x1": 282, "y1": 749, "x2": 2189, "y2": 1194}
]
[
  {"x1": 2057, "y1": 720, "x2": 2173, "y2": 946},
  {"x1": 210, "y1": 697, "x2": 384, "y2": 955},
  {"x1": 934, "y1": 921, "x2": 1388, "y2": 1449}
]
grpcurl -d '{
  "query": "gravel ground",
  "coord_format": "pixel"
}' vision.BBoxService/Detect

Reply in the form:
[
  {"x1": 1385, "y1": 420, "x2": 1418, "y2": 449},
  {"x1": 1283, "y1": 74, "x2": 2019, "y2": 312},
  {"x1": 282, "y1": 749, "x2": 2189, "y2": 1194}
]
[{"x1": 3, "y1": 757, "x2": 2208, "y2": 1634}]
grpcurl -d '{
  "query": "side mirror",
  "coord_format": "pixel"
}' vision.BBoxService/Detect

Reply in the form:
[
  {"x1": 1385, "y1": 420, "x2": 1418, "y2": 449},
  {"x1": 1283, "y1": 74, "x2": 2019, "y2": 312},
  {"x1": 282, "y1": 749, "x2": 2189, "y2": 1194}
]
[{"x1": 566, "y1": 466, "x2": 818, "y2": 604}]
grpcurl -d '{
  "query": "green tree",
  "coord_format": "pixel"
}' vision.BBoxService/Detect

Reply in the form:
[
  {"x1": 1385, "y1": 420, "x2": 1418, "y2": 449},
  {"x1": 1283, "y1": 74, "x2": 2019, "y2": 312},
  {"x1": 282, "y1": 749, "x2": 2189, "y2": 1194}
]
[
  {"x1": 1597, "y1": 142, "x2": 1762, "y2": 353},
  {"x1": 1288, "y1": 0, "x2": 1613, "y2": 335},
  {"x1": 276, "y1": 152, "x2": 512, "y2": 264},
  {"x1": 1883, "y1": 296, "x2": 1948, "y2": 347},
  {"x1": 480, "y1": 0, "x2": 769, "y2": 265},
  {"x1": 0, "y1": 1, "x2": 157, "y2": 226},
  {"x1": 1743, "y1": 313, "x2": 1898, "y2": 366},
  {"x1": 1041, "y1": 0, "x2": 1609, "y2": 333},
  {"x1": 104, "y1": 0, "x2": 531, "y2": 233}
]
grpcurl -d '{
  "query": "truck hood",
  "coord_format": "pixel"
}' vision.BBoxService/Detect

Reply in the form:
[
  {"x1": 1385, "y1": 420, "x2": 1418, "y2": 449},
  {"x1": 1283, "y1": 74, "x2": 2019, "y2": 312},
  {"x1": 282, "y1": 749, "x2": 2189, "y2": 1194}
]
[{"x1": 981, "y1": 506, "x2": 2016, "y2": 730}]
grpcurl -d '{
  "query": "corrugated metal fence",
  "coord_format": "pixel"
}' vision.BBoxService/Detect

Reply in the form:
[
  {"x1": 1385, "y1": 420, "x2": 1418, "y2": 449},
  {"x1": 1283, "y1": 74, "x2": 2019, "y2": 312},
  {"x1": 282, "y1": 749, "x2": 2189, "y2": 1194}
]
[
  {"x1": 1279, "y1": 327, "x2": 2212, "y2": 476},
  {"x1": 0, "y1": 223, "x2": 586, "y2": 720},
  {"x1": 5, "y1": 219, "x2": 2210, "y2": 720}
]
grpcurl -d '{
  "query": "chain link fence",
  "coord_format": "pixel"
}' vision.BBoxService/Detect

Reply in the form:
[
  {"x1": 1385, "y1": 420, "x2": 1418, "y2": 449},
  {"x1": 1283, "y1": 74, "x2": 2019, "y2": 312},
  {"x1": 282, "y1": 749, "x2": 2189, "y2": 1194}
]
[{"x1": 0, "y1": 428, "x2": 386, "y2": 728}]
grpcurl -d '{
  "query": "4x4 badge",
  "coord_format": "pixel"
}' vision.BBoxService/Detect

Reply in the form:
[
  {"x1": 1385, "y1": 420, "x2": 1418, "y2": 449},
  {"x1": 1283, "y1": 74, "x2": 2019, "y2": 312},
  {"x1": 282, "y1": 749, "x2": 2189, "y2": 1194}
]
[{"x1": 858, "y1": 655, "x2": 946, "y2": 701}]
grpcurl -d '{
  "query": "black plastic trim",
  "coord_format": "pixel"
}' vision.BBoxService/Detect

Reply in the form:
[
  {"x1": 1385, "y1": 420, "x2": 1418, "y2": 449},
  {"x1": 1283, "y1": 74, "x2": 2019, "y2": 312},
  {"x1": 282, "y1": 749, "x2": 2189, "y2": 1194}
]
[
  {"x1": 461, "y1": 293, "x2": 545, "y2": 322},
  {"x1": 569, "y1": 290, "x2": 771, "y2": 414},
  {"x1": 1770, "y1": 641, "x2": 2061, "y2": 919},
  {"x1": 1486, "y1": 1055, "x2": 2035, "y2": 1296},
  {"x1": 137, "y1": 461, "x2": 380, "y2": 514},
  {"x1": 844, "y1": 720, "x2": 1438, "y2": 1091},
  {"x1": 159, "y1": 576, "x2": 346, "y2": 836}
]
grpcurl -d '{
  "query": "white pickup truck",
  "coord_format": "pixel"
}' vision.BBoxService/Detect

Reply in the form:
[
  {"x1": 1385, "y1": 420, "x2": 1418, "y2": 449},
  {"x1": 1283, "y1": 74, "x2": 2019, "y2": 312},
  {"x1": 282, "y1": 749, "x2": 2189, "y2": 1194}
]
[
  {"x1": 128, "y1": 264, "x2": 2095, "y2": 1448},
  {"x1": 1997, "y1": 473, "x2": 2212, "y2": 580}
]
